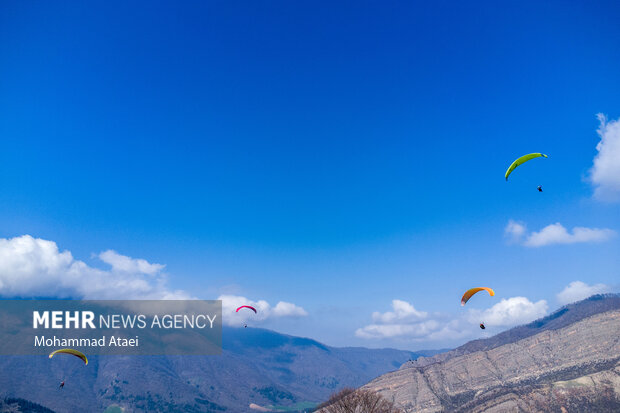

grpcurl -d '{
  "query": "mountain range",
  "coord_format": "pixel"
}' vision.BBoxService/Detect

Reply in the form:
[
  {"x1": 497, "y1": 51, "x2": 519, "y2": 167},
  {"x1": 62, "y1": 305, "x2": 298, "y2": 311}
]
[
  {"x1": 0, "y1": 327, "x2": 437, "y2": 412},
  {"x1": 2, "y1": 294, "x2": 619, "y2": 412}
]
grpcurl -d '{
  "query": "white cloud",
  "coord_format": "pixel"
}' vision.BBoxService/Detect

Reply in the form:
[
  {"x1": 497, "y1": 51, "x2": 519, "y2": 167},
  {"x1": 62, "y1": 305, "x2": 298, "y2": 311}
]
[
  {"x1": 356, "y1": 296, "x2": 549, "y2": 342},
  {"x1": 504, "y1": 220, "x2": 526, "y2": 243},
  {"x1": 0, "y1": 235, "x2": 188, "y2": 299},
  {"x1": 98, "y1": 250, "x2": 165, "y2": 275},
  {"x1": 371, "y1": 299, "x2": 427, "y2": 324},
  {"x1": 0, "y1": 235, "x2": 308, "y2": 324},
  {"x1": 218, "y1": 294, "x2": 307, "y2": 326},
  {"x1": 355, "y1": 299, "x2": 434, "y2": 340},
  {"x1": 506, "y1": 220, "x2": 616, "y2": 247},
  {"x1": 355, "y1": 300, "x2": 470, "y2": 342},
  {"x1": 272, "y1": 301, "x2": 309, "y2": 318},
  {"x1": 355, "y1": 319, "x2": 440, "y2": 340},
  {"x1": 467, "y1": 297, "x2": 548, "y2": 327},
  {"x1": 524, "y1": 223, "x2": 616, "y2": 247},
  {"x1": 557, "y1": 281, "x2": 611, "y2": 305},
  {"x1": 590, "y1": 114, "x2": 620, "y2": 201}
]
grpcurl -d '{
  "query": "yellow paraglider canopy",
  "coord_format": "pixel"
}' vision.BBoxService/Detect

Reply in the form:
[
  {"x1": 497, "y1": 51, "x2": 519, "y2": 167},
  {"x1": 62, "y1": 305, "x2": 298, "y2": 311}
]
[
  {"x1": 461, "y1": 287, "x2": 495, "y2": 306},
  {"x1": 49, "y1": 348, "x2": 88, "y2": 365}
]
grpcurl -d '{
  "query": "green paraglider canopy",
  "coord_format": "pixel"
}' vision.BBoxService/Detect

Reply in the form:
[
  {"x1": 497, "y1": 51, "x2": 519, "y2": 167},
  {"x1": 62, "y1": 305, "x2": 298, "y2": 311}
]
[{"x1": 505, "y1": 153, "x2": 548, "y2": 180}]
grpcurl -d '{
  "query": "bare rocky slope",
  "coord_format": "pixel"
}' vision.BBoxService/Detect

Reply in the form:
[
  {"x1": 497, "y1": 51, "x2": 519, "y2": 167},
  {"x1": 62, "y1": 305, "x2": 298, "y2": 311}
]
[{"x1": 363, "y1": 294, "x2": 620, "y2": 412}]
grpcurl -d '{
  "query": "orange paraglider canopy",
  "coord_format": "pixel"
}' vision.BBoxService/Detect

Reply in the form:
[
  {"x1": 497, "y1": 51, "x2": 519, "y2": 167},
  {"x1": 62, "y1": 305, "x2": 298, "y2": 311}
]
[{"x1": 461, "y1": 287, "x2": 495, "y2": 306}]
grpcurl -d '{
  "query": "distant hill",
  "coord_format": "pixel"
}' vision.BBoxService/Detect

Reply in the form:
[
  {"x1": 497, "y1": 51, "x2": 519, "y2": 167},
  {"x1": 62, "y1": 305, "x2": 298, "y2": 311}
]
[
  {"x1": 0, "y1": 327, "x2": 441, "y2": 413},
  {"x1": 0, "y1": 397, "x2": 56, "y2": 413},
  {"x1": 363, "y1": 294, "x2": 620, "y2": 412}
]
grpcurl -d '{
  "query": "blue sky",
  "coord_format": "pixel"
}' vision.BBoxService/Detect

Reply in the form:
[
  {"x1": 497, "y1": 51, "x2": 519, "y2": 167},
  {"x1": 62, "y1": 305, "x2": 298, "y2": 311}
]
[{"x1": 1, "y1": 1, "x2": 619, "y2": 349}]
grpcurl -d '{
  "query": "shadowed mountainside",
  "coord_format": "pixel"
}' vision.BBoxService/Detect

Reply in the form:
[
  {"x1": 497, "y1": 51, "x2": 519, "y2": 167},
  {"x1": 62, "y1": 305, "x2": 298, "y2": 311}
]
[
  {"x1": 0, "y1": 397, "x2": 57, "y2": 413},
  {"x1": 0, "y1": 328, "x2": 440, "y2": 413}
]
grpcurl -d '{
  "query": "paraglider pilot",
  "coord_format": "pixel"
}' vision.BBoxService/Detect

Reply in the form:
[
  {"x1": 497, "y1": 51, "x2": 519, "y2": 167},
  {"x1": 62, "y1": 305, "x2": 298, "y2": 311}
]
[
  {"x1": 479, "y1": 323, "x2": 485, "y2": 330},
  {"x1": 59, "y1": 381, "x2": 65, "y2": 389},
  {"x1": 537, "y1": 185, "x2": 543, "y2": 192}
]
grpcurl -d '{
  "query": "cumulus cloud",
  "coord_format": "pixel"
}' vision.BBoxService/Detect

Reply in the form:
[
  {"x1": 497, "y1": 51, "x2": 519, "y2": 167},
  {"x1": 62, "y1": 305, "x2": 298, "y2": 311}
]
[
  {"x1": 0, "y1": 235, "x2": 188, "y2": 299},
  {"x1": 0, "y1": 235, "x2": 308, "y2": 324},
  {"x1": 356, "y1": 319, "x2": 439, "y2": 340},
  {"x1": 371, "y1": 299, "x2": 427, "y2": 324},
  {"x1": 218, "y1": 294, "x2": 307, "y2": 326},
  {"x1": 467, "y1": 297, "x2": 548, "y2": 327},
  {"x1": 357, "y1": 296, "x2": 549, "y2": 342},
  {"x1": 98, "y1": 250, "x2": 165, "y2": 275},
  {"x1": 504, "y1": 220, "x2": 527, "y2": 243},
  {"x1": 590, "y1": 114, "x2": 620, "y2": 201},
  {"x1": 272, "y1": 301, "x2": 309, "y2": 318},
  {"x1": 505, "y1": 220, "x2": 616, "y2": 247},
  {"x1": 355, "y1": 299, "x2": 471, "y2": 341},
  {"x1": 557, "y1": 281, "x2": 611, "y2": 305},
  {"x1": 355, "y1": 299, "x2": 434, "y2": 340},
  {"x1": 524, "y1": 223, "x2": 616, "y2": 247}
]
